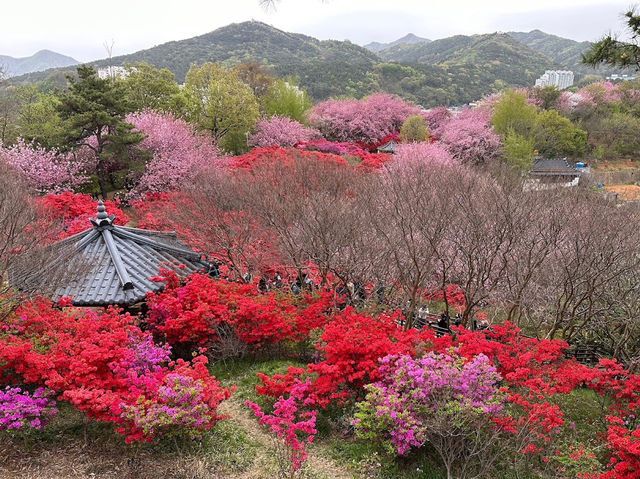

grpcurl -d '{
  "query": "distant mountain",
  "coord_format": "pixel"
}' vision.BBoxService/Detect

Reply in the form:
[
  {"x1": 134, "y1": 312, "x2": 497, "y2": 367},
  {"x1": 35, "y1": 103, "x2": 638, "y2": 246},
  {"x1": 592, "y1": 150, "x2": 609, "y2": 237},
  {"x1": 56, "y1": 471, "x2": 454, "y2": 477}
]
[
  {"x1": 9, "y1": 24, "x2": 607, "y2": 108},
  {"x1": 507, "y1": 30, "x2": 593, "y2": 71},
  {"x1": 86, "y1": 21, "x2": 379, "y2": 83},
  {"x1": 376, "y1": 33, "x2": 555, "y2": 87},
  {"x1": 0, "y1": 50, "x2": 78, "y2": 77},
  {"x1": 364, "y1": 33, "x2": 431, "y2": 53}
]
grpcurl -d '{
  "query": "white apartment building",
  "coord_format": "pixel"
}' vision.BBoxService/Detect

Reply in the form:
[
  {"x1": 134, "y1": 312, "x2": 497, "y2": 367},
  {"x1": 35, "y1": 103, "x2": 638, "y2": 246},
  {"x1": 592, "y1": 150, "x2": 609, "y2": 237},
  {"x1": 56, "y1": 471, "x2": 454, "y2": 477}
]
[
  {"x1": 535, "y1": 70, "x2": 574, "y2": 90},
  {"x1": 97, "y1": 66, "x2": 130, "y2": 80}
]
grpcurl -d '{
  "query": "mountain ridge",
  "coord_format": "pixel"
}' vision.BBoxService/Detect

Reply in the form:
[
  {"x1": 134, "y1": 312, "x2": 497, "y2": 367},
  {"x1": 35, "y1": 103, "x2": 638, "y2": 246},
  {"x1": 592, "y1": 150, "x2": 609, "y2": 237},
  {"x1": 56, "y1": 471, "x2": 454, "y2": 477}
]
[
  {"x1": 0, "y1": 50, "x2": 78, "y2": 77},
  {"x1": 364, "y1": 33, "x2": 431, "y2": 53}
]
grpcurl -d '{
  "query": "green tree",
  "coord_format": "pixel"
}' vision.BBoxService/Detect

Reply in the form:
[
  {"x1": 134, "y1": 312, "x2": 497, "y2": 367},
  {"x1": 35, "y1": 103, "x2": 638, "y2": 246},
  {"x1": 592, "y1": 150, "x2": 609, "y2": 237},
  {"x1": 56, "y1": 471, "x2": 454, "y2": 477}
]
[
  {"x1": 534, "y1": 109, "x2": 587, "y2": 157},
  {"x1": 530, "y1": 86, "x2": 561, "y2": 110},
  {"x1": 591, "y1": 112, "x2": 640, "y2": 159},
  {"x1": 183, "y1": 63, "x2": 259, "y2": 153},
  {"x1": 399, "y1": 114, "x2": 429, "y2": 143},
  {"x1": 56, "y1": 65, "x2": 144, "y2": 198},
  {"x1": 17, "y1": 88, "x2": 64, "y2": 148},
  {"x1": 582, "y1": 8, "x2": 640, "y2": 71},
  {"x1": 502, "y1": 128, "x2": 535, "y2": 172},
  {"x1": 491, "y1": 89, "x2": 538, "y2": 138},
  {"x1": 0, "y1": 86, "x2": 20, "y2": 145},
  {"x1": 261, "y1": 78, "x2": 312, "y2": 123},
  {"x1": 119, "y1": 62, "x2": 184, "y2": 114},
  {"x1": 232, "y1": 62, "x2": 275, "y2": 98}
]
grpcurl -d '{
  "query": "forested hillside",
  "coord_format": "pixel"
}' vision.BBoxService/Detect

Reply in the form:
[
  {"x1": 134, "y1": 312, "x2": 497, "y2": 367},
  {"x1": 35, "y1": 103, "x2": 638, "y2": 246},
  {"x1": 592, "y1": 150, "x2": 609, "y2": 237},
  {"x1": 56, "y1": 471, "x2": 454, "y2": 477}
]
[{"x1": 7, "y1": 23, "x2": 607, "y2": 107}]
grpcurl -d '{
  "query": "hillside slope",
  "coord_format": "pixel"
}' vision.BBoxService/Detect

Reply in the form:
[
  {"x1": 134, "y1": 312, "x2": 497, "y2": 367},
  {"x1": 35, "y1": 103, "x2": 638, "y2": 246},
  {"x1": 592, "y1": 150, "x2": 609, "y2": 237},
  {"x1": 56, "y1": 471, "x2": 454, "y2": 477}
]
[{"x1": 0, "y1": 50, "x2": 78, "y2": 77}]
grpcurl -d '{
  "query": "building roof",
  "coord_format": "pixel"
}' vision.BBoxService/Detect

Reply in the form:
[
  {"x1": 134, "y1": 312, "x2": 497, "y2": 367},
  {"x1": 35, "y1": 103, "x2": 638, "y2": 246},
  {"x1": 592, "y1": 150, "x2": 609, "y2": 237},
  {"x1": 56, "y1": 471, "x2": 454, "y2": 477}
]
[
  {"x1": 11, "y1": 201, "x2": 208, "y2": 306},
  {"x1": 531, "y1": 158, "x2": 579, "y2": 176},
  {"x1": 376, "y1": 140, "x2": 396, "y2": 153}
]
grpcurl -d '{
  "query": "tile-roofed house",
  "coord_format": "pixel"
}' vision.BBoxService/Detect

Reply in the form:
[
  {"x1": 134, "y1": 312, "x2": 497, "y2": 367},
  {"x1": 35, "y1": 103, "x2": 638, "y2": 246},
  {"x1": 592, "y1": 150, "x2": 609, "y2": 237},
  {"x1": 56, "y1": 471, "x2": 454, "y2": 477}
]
[
  {"x1": 11, "y1": 201, "x2": 209, "y2": 306},
  {"x1": 531, "y1": 158, "x2": 579, "y2": 177},
  {"x1": 376, "y1": 140, "x2": 397, "y2": 154}
]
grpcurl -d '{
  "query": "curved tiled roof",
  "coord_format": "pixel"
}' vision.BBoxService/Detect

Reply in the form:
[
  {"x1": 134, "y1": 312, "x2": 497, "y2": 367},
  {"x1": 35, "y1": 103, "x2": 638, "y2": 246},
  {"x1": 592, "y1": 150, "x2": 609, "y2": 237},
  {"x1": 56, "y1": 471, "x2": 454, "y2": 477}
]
[{"x1": 12, "y1": 201, "x2": 208, "y2": 306}]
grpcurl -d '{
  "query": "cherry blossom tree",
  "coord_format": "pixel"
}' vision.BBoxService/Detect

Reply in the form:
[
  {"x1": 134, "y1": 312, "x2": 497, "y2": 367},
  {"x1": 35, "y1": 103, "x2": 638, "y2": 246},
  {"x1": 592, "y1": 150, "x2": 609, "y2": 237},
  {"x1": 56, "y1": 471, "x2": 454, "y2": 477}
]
[
  {"x1": 438, "y1": 109, "x2": 501, "y2": 165},
  {"x1": 126, "y1": 111, "x2": 220, "y2": 198},
  {"x1": 309, "y1": 93, "x2": 422, "y2": 144},
  {"x1": 0, "y1": 139, "x2": 88, "y2": 194},
  {"x1": 248, "y1": 116, "x2": 321, "y2": 148},
  {"x1": 392, "y1": 142, "x2": 454, "y2": 167}
]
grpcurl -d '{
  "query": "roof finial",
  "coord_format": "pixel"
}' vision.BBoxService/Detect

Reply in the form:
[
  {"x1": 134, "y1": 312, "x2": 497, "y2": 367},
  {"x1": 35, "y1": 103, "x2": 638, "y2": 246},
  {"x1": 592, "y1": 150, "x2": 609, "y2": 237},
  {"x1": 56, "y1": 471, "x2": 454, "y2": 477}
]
[{"x1": 96, "y1": 200, "x2": 108, "y2": 220}]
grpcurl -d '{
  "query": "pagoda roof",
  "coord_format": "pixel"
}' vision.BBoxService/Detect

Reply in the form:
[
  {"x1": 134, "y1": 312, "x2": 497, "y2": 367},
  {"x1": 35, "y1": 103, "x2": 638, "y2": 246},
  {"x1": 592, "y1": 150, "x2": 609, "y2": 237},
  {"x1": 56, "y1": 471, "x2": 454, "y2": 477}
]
[
  {"x1": 376, "y1": 140, "x2": 397, "y2": 153},
  {"x1": 11, "y1": 201, "x2": 207, "y2": 306}
]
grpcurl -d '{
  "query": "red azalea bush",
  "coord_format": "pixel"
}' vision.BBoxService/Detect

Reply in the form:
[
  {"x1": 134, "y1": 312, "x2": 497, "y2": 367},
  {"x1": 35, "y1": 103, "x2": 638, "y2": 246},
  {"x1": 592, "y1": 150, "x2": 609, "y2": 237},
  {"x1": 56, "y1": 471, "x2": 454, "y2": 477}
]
[
  {"x1": 256, "y1": 308, "x2": 435, "y2": 407},
  {"x1": 37, "y1": 191, "x2": 129, "y2": 239},
  {"x1": 229, "y1": 147, "x2": 348, "y2": 170},
  {"x1": 0, "y1": 297, "x2": 231, "y2": 442},
  {"x1": 145, "y1": 270, "x2": 333, "y2": 350}
]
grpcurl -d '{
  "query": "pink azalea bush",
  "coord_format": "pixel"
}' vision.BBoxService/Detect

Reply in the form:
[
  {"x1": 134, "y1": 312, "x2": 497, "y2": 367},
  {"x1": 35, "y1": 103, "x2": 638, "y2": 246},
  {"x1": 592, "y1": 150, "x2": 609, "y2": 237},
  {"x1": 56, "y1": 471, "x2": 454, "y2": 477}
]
[
  {"x1": 309, "y1": 93, "x2": 422, "y2": 144},
  {"x1": 127, "y1": 111, "x2": 219, "y2": 199},
  {"x1": 0, "y1": 139, "x2": 88, "y2": 194},
  {"x1": 438, "y1": 109, "x2": 501, "y2": 165},
  {"x1": 248, "y1": 116, "x2": 321, "y2": 148},
  {"x1": 246, "y1": 379, "x2": 317, "y2": 477}
]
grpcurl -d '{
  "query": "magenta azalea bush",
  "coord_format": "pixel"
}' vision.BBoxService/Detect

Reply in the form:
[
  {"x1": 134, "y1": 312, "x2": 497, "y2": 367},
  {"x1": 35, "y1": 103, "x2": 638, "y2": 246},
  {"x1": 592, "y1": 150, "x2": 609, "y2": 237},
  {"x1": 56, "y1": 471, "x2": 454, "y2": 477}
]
[
  {"x1": 438, "y1": 109, "x2": 501, "y2": 165},
  {"x1": 120, "y1": 373, "x2": 216, "y2": 441},
  {"x1": 353, "y1": 352, "x2": 505, "y2": 456},
  {"x1": 0, "y1": 386, "x2": 57, "y2": 431},
  {"x1": 248, "y1": 116, "x2": 321, "y2": 148},
  {"x1": 127, "y1": 111, "x2": 219, "y2": 198},
  {"x1": 309, "y1": 93, "x2": 422, "y2": 144},
  {"x1": 246, "y1": 379, "x2": 317, "y2": 477},
  {"x1": 0, "y1": 139, "x2": 88, "y2": 194}
]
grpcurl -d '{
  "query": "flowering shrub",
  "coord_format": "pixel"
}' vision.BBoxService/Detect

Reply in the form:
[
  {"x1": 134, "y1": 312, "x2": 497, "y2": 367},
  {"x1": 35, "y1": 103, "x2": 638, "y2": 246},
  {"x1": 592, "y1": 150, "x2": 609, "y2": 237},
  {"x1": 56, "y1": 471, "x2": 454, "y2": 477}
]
[
  {"x1": 146, "y1": 270, "x2": 333, "y2": 350},
  {"x1": 309, "y1": 93, "x2": 422, "y2": 144},
  {"x1": 246, "y1": 379, "x2": 317, "y2": 478},
  {"x1": 0, "y1": 298, "x2": 231, "y2": 442},
  {"x1": 248, "y1": 116, "x2": 321, "y2": 148},
  {"x1": 0, "y1": 139, "x2": 88, "y2": 194},
  {"x1": 0, "y1": 386, "x2": 57, "y2": 431},
  {"x1": 354, "y1": 352, "x2": 504, "y2": 478},
  {"x1": 296, "y1": 139, "x2": 368, "y2": 157},
  {"x1": 256, "y1": 308, "x2": 434, "y2": 407},
  {"x1": 36, "y1": 191, "x2": 129, "y2": 239},
  {"x1": 230, "y1": 147, "x2": 348, "y2": 170},
  {"x1": 121, "y1": 372, "x2": 219, "y2": 441},
  {"x1": 127, "y1": 111, "x2": 219, "y2": 198}
]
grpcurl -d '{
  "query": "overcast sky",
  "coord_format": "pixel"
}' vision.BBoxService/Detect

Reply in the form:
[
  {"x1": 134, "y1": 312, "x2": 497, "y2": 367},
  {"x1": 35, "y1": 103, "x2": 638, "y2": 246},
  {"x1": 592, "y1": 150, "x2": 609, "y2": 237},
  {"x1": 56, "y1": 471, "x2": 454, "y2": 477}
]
[{"x1": 1, "y1": 0, "x2": 633, "y2": 62}]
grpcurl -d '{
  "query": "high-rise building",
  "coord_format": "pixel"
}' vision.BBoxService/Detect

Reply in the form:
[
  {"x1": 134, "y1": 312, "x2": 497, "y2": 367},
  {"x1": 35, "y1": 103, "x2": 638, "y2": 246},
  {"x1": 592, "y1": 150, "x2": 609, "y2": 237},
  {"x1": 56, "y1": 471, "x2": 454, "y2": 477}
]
[{"x1": 535, "y1": 70, "x2": 574, "y2": 90}]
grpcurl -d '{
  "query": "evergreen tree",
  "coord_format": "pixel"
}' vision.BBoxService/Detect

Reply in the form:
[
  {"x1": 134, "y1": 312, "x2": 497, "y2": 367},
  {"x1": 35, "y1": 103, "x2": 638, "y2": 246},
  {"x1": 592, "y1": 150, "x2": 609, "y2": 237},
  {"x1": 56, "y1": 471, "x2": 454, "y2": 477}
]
[
  {"x1": 582, "y1": 8, "x2": 640, "y2": 71},
  {"x1": 56, "y1": 65, "x2": 145, "y2": 198}
]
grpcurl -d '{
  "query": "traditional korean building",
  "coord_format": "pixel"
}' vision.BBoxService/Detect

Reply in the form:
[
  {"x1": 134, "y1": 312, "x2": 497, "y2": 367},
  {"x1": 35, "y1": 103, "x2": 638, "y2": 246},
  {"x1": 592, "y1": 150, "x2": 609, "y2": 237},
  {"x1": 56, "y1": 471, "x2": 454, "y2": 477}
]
[
  {"x1": 376, "y1": 140, "x2": 397, "y2": 154},
  {"x1": 11, "y1": 201, "x2": 209, "y2": 307}
]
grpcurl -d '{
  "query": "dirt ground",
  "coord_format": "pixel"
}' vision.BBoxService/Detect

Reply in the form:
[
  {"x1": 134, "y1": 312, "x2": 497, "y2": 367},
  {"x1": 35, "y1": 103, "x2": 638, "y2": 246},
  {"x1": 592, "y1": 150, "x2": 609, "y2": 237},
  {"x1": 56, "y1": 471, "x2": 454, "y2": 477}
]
[{"x1": 603, "y1": 184, "x2": 640, "y2": 201}]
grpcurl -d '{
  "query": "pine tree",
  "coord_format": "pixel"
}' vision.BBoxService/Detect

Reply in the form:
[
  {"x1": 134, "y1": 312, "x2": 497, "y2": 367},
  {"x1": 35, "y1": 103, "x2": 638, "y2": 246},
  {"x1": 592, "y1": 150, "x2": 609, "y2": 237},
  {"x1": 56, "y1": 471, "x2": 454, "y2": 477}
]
[{"x1": 56, "y1": 65, "x2": 145, "y2": 198}]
